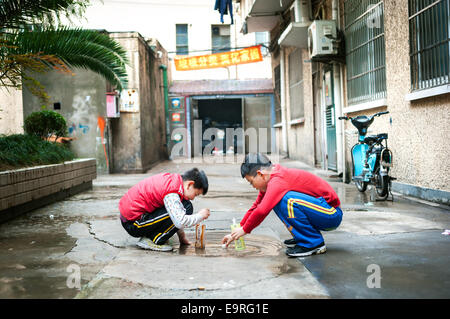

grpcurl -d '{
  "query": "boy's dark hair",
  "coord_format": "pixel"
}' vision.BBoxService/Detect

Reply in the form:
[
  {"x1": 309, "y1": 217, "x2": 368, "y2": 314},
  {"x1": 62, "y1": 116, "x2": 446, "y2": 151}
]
[
  {"x1": 181, "y1": 168, "x2": 209, "y2": 195},
  {"x1": 240, "y1": 153, "x2": 272, "y2": 178}
]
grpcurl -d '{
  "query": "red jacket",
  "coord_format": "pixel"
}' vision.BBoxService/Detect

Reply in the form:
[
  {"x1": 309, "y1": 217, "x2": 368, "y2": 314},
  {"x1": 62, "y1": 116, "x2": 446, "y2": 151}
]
[
  {"x1": 240, "y1": 164, "x2": 341, "y2": 233},
  {"x1": 119, "y1": 173, "x2": 184, "y2": 221}
]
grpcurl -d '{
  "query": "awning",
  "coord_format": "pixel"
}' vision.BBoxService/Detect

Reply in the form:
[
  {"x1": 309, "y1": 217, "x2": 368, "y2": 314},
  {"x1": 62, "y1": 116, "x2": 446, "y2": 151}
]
[
  {"x1": 243, "y1": 15, "x2": 279, "y2": 34},
  {"x1": 243, "y1": 0, "x2": 294, "y2": 33},
  {"x1": 169, "y1": 79, "x2": 273, "y2": 96},
  {"x1": 249, "y1": 0, "x2": 293, "y2": 15},
  {"x1": 278, "y1": 21, "x2": 311, "y2": 48}
]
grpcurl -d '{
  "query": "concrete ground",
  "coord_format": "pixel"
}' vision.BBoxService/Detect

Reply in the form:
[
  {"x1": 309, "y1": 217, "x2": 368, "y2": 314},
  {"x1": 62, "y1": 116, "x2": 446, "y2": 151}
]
[{"x1": 0, "y1": 157, "x2": 449, "y2": 299}]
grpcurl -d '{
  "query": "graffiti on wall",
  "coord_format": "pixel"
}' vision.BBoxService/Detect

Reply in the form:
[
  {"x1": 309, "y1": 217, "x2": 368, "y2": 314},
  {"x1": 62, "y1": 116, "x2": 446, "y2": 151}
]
[
  {"x1": 97, "y1": 116, "x2": 109, "y2": 169},
  {"x1": 68, "y1": 123, "x2": 90, "y2": 136},
  {"x1": 67, "y1": 117, "x2": 109, "y2": 171}
]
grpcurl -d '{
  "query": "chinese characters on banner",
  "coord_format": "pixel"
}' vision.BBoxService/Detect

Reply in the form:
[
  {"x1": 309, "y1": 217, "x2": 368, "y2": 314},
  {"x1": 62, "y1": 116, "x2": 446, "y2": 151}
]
[{"x1": 174, "y1": 45, "x2": 263, "y2": 71}]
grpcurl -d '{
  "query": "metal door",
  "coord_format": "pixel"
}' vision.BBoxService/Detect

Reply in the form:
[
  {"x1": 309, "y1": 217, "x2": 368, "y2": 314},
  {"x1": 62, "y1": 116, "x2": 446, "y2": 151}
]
[
  {"x1": 243, "y1": 96, "x2": 272, "y2": 154},
  {"x1": 324, "y1": 69, "x2": 337, "y2": 171},
  {"x1": 312, "y1": 64, "x2": 323, "y2": 167}
]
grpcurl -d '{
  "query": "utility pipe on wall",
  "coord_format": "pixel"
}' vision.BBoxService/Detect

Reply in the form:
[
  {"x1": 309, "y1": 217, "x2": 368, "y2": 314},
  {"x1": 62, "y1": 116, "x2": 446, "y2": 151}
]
[
  {"x1": 159, "y1": 64, "x2": 170, "y2": 153},
  {"x1": 294, "y1": 0, "x2": 311, "y2": 23},
  {"x1": 332, "y1": 0, "x2": 346, "y2": 179},
  {"x1": 280, "y1": 49, "x2": 288, "y2": 156}
]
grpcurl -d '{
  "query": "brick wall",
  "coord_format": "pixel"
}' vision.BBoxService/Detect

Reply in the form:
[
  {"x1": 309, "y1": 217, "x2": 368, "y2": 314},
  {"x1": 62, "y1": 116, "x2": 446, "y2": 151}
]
[{"x1": 0, "y1": 159, "x2": 96, "y2": 222}]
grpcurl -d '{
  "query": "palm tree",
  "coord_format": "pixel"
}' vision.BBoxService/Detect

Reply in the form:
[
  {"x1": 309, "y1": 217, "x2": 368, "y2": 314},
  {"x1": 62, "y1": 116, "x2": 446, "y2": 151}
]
[{"x1": 0, "y1": 0, "x2": 128, "y2": 103}]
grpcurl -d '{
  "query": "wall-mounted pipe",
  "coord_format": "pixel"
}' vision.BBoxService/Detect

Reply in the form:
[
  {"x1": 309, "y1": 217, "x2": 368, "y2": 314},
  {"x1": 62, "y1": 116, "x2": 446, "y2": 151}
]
[
  {"x1": 293, "y1": 0, "x2": 312, "y2": 23},
  {"x1": 332, "y1": 0, "x2": 346, "y2": 179},
  {"x1": 159, "y1": 64, "x2": 170, "y2": 152},
  {"x1": 280, "y1": 49, "x2": 288, "y2": 156}
]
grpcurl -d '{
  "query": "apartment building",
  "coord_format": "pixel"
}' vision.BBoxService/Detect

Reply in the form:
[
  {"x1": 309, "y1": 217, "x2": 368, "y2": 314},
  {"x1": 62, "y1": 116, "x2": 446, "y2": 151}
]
[{"x1": 238, "y1": 0, "x2": 450, "y2": 204}]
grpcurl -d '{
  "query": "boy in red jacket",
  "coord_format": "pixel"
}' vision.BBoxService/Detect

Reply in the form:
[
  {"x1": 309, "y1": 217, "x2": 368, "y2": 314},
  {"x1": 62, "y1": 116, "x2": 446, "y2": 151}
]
[
  {"x1": 119, "y1": 168, "x2": 210, "y2": 252},
  {"x1": 222, "y1": 153, "x2": 343, "y2": 257}
]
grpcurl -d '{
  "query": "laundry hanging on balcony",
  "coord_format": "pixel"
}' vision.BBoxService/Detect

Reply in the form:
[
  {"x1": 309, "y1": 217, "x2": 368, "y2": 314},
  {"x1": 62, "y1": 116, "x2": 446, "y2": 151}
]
[{"x1": 214, "y1": 0, "x2": 234, "y2": 24}]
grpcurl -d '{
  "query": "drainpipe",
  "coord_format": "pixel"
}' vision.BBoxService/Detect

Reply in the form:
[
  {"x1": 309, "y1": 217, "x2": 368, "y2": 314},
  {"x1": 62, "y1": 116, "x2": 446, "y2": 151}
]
[
  {"x1": 280, "y1": 49, "x2": 288, "y2": 156},
  {"x1": 332, "y1": 0, "x2": 346, "y2": 180},
  {"x1": 159, "y1": 64, "x2": 170, "y2": 153},
  {"x1": 294, "y1": 0, "x2": 311, "y2": 23}
]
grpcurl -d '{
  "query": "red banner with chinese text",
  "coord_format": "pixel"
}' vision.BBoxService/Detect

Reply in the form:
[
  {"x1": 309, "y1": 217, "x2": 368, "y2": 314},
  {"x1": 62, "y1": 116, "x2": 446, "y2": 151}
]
[{"x1": 174, "y1": 45, "x2": 263, "y2": 71}]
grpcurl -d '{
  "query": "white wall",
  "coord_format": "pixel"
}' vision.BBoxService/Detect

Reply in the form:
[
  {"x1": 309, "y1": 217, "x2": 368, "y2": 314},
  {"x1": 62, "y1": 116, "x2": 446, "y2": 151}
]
[
  {"x1": 76, "y1": 0, "x2": 272, "y2": 80},
  {"x1": 0, "y1": 88, "x2": 24, "y2": 135}
]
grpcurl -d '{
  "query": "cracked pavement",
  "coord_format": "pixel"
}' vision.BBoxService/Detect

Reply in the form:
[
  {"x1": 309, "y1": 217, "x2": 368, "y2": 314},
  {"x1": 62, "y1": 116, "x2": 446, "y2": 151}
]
[{"x1": 0, "y1": 158, "x2": 449, "y2": 298}]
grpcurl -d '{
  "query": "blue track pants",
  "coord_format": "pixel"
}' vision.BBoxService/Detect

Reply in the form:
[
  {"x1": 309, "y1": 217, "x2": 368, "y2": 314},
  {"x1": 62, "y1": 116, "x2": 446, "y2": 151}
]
[{"x1": 273, "y1": 191, "x2": 343, "y2": 248}]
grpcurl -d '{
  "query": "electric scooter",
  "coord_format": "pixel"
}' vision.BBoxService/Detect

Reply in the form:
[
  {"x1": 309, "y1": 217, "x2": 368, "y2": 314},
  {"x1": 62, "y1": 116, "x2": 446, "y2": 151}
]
[{"x1": 338, "y1": 111, "x2": 395, "y2": 200}]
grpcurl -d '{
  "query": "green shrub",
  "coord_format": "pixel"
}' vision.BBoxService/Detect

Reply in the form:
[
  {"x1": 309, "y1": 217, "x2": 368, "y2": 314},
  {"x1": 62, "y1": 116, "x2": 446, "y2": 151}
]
[
  {"x1": 24, "y1": 110, "x2": 68, "y2": 139},
  {"x1": 0, "y1": 134, "x2": 75, "y2": 171}
]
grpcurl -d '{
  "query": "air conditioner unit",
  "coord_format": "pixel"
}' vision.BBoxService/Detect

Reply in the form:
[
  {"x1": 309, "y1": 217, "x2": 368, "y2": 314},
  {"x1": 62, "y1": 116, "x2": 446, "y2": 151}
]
[
  {"x1": 308, "y1": 20, "x2": 339, "y2": 58},
  {"x1": 212, "y1": 25, "x2": 230, "y2": 36},
  {"x1": 219, "y1": 26, "x2": 230, "y2": 36}
]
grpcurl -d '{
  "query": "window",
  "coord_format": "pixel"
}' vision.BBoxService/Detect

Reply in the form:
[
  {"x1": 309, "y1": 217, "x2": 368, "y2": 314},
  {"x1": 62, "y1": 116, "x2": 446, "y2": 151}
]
[
  {"x1": 255, "y1": 32, "x2": 269, "y2": 55},
  {"x1": 344, "y1": 0, "x2": 387, "y2": 105},
  {"x1": 211, "y1": 25, "x2": 230, "y2": 53},
  {"x1": 274, "y1": 65, "x2": 282, "y2": 124},
  {"x1": 288, "y1": 48, "x2": 304, "y2": 119},
  {"x1": 409, "y1": 0, "x2": 450, "y2": 91},
  {"x1": 176, "y1": 24, "x2": 188, "y2": 55}
]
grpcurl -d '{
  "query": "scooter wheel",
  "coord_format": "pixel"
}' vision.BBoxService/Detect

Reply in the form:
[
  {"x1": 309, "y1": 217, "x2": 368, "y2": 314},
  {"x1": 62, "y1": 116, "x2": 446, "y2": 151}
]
[
  {"x1": 376, "y1": 175, "x2": 389, "y2": 199},
  {"x1": 355, "y1": 180, "x2": 368, "y2": 192}
]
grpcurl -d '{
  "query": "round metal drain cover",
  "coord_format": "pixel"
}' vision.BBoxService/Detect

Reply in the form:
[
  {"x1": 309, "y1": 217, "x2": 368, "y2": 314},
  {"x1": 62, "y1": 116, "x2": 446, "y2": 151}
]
[{"x1": 176, "y1": 231, "x2": 282, "y2": 257}]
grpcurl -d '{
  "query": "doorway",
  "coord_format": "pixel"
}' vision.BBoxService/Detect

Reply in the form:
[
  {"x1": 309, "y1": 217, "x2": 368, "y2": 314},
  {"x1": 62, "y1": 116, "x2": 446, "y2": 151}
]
[
  {"x1": 324, "y1": 67, "x2": 337, "y2": 171},
  {"x1": 190, "y1": 95, "x2": 273, "y2": 157},
  {"x1": 195, "y1": 98, "x2": 242, "y2": 154}
]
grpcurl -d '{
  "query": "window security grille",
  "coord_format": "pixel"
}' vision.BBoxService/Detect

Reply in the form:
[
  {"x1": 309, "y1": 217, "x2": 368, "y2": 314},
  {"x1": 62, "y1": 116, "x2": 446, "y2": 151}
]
[
  {"x1": 344, "y1": 0, "x2": 387, "y2": 105},
  {"x1": 176, "y1": 24, "x2": 188, "y2": 55},
  {"x1": 409, "y1": 0, "x2": 450, "y2": 91},
  {"x1": 211, "y1": 25, "x2": 231, "y2": 54},
  {"x1": 274, "y1": 65, "x2": 282, "y2": 124},
  {"x1": 288, "y1": 48, "x2": 304, "y2": 119}
]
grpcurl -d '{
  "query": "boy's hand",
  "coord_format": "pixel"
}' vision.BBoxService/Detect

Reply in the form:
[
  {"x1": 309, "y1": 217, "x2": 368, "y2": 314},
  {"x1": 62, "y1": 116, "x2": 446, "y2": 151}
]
[
  {"x1": 221, "y1": 234, "x2": 233, "y2": 247},
  {"x1": 231, "y1": 226, "x2": 247, "y2": 241},
  {"x1": 221, "y1": 227, "x2": 247, "y2": 248},
  {"x1": 177, "y1": 230, "x2": 191, "y2": 245},
  {"x1": 179, "y1": 236, "x2": 191, "y2": 245},
  {"x1": 198, "y1": 208, "x2": 210, "y2": 221}
]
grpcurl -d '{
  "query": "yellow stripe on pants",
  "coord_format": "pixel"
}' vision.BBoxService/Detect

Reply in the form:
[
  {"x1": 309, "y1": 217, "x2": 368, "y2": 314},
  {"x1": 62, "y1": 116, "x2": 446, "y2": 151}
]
[
  {"x1": 133, "y1": 215, "x2": 170, "y2": 228},
  {"x1": 287, "y1": 198, "x2": 336, "y2": 218},
  {"x1": 153, "y1": 224, "x2": 175, "y2": 243}
]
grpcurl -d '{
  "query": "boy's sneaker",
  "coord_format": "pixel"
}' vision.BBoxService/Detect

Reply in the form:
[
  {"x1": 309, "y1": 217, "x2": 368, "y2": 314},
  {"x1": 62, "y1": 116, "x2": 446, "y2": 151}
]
[
  {"x1": 286, "y1": 242, "x2": 326, "y2": 257},
  {"x1": 283, "y1": 238, "x2": 297, "y2": 248},
  {"x1": 136, "y1": 237, "x2": 173, "y2": 252}
]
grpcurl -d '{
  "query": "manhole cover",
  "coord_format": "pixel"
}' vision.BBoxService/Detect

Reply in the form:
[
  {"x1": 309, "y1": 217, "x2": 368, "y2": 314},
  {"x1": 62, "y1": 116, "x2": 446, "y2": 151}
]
[{"x1": 175, "y1": 231, "x2": 283, "y2": 257}]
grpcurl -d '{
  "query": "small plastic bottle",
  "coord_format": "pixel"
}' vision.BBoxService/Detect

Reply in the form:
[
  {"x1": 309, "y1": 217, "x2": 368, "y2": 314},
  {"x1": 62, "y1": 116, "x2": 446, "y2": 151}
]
[{"x1": 231, "y1": 218, "x2": 245, "y2": 251}]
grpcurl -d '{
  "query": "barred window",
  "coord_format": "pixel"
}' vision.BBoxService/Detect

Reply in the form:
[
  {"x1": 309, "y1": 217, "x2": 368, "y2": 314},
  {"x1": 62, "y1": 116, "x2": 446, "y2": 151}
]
[
  {"x1": 176, "y1": 24, "x2": 189, "y2": 55},
  {"x1": 211, "y1": 25, "x2": 230, "y2": 54},
  {"x1": 409, "y1": 0, "x2": 450, "y2": 91},
  {"x1": 255, "y1": 31, "x2": 269, "y2": 55},
  {"x1": 344, "y1": 0, "x2": 387, "y2": 105},
  {"x1": 288, "y1": 48, "x2": 304, "y2": 119},
  {"x1": 274, "y1": 65, "x2": 282, "y2": 124}
]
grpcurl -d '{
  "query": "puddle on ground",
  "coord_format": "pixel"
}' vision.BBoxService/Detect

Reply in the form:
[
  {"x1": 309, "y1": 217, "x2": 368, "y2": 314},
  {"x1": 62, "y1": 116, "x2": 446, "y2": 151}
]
[{"x1": 175, "y1": 231, "x2": 283, "y2": 257}]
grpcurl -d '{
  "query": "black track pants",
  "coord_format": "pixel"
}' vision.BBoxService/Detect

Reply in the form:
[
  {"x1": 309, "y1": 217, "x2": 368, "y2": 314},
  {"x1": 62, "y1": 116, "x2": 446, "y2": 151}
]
[{"x1": 121, "y1": 200, "x2": 193, "y2": 244}]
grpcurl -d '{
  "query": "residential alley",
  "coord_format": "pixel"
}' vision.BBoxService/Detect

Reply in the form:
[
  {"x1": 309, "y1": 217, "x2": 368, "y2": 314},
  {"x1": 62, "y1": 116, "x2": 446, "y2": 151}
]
[{"x1": 0, "y1": 157, "x2": 449, "y2": 299}]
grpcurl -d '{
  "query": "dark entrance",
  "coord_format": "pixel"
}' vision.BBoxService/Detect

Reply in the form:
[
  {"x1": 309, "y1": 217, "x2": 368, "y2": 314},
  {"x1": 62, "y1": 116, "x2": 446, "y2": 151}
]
[{"x1": 195, "y1": 98, "x2": 242, "y2": 154}]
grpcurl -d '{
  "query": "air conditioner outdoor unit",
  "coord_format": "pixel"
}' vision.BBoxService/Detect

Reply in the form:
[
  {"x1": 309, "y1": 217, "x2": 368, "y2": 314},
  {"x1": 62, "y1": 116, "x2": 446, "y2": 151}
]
[
  {"x1": 219, "y1": 25, "x2": 230, "y2": 36},
  {"x1": 308, "y1": 20, "x2": 339, "y2": 58}
]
